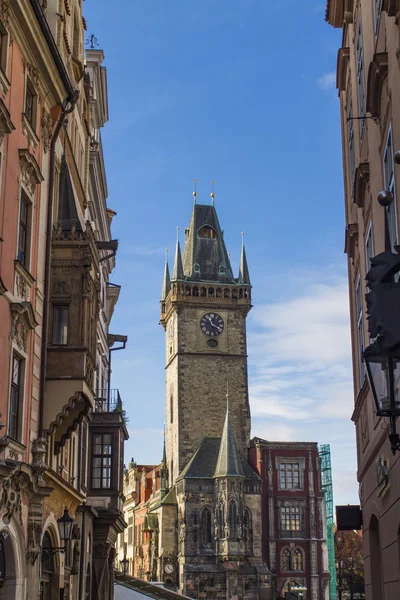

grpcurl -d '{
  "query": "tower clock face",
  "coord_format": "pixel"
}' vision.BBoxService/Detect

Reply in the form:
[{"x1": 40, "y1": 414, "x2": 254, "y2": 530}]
[
  {"x1": 164, "y1": 563, "x2": 174, "y2": 574},
  {"x1": 200, "y1": 313, "x2": 224, "y2": 337}
]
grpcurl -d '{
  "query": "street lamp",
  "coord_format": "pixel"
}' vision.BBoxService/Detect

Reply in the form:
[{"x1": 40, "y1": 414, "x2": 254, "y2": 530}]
[
  {"x1": 120, "y1": 556, "x2": 129, "y2": 581},
  {"x1": 363, "y1": 343, "x2": 400, "y2": 454},
  {"x1": 58, "y1": 508, "x2": 74, "y2": 543},
  {"x1": 363, "y1": 190, "x2": 400, "y2": 455}
]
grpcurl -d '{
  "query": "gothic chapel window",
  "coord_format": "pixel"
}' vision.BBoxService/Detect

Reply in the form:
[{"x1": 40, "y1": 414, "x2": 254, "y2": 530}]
[{"x1": 200, "y1": 508, "x2": 212, "y2": 545}]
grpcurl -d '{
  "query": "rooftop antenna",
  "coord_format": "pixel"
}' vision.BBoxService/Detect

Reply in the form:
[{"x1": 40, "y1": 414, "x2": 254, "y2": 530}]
[
  {"x1": 211, "y1": 181, "x2": 215, "y2": 206},
  {"x1": 165, "y1": 248, "x2": 168, "y2": 263},
  {"x1": 226, "y1": 381, "x2": 229, "y2": 411},
  {"x1": 193, "y1": 180, "x2": 197, "y2": 205},
  {"x1": 176, "y1": 226, "x2": 180, "y2": 241}
]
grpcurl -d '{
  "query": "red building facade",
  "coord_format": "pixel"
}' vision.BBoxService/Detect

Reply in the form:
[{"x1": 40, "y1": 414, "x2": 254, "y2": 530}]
[{"x1": 249, "y1": 439, "x2": 330, "y2": 600}]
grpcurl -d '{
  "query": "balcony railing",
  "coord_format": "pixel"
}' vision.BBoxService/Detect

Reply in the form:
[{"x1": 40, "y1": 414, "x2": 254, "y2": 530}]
[{"x1": 94, "y1": 389, "x2": 122, "y2": 413}]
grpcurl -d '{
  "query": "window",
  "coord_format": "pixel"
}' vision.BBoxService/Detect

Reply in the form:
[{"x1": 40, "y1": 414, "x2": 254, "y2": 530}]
[
  {"x1": 282, "y1": 548, "x2": 291, "y2": 570},
  {"x1": 347, "y1": 94, "x2": 355, "y2": 187},
  {"x1": 9, "y1": 354, "x2": 23, "y2": 440},
  {"x1": 365, "y1": 222, "x2": 374, "y2": 273},
  {"x1": 200, "y1": 508, "x2": 212, "y2": 545},
  {"x1": 281, "y1": 506, "x2": 301, "y2": 532},
  {"x1": 280, "y1": 462, "x2": 301, "y2": 489},
  {"x1": 80, "y1": 422, "x2": 87, "y2": 488},
  {"x1": 373, "y1": 0, "x2": 383, "y2": 35},
  {"x1": 170, "y1": 394, "x2": 173, "y2": 423},
  {"x1": 52, "y1": 306, "x2": 69, "y2": 345},
  {"x1": 25, "y1": 78, "x2": 37, "y2": 128},
  {"x1": 356, "y1": 19, "x2": 366, "y2": 139},
  {"x1": 229, "y1": 501, "x2": 237, "y2": 537},
  {"x1": 198, "y1": 226, "x2": 215, "y2": 239},
  {"x1": 293, "y1": 548, "x2": 303, "y2": 571},
  {"x1": 0, "y1": 22, "x2": 8, "y2": 74},
  {"x1": 356, "y1": 276, "x2": 366, "y2": 384},
  {"x1": 119, "y1": 533, "x2": 124, "y2": 549},
  {"x1": 128, "y1": 517, "x2": 133, "y2": 545},
  {"x1": 18, "y1": 192, "x2": 30, "y2": 267},
  {"x1": 91, "y1": 433, "x2": 112, "y2": 489},
  {"x1": 383, "y1": 127, "x2": 398, "y2": 250}
]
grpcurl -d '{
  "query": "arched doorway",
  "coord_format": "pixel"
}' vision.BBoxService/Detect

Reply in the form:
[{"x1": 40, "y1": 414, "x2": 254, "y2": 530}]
[
  {"x1": 0, "y1": 533, "x2": 16, "y2": 599},
  {"x1": 370, "y1": 515, "x2": 383, "y2": 600},
  {"x1": 40, "y1": 532, "x2": 54, "y2": 600}
]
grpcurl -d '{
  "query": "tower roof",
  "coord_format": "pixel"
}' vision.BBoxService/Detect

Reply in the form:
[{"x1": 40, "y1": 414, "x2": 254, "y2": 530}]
[
  {"x1": 182, "y1": 204, "x2": 235, "y2": 283},
  {"x1": 214, "y1": 402, "x2": 244, "y2": 478},
  {"x1": 238, "y1": 236, "x2": 251, "y2": 285},
  {"x1": 161, "y1": 254, "x2": 171, "y2": 301},
  {"x1": 172, "y1": 239, "x2": 184, "y2": 280}
]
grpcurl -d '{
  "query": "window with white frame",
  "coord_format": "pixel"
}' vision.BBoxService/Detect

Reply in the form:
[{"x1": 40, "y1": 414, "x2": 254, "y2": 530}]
[
  {"x1": 0, "y1": 21, "x2": 8, "y2": 74},
  {"x1": 9, "y1": 353, "x2": 23, "y2": 440},
  {"x1": 356, "y1": 19, "x2": 366, "y2": 139},
  {"x1": 17, "y1": 191, "x2": 30, "y2": 268},
  {"x1": 347, "y1": 93, "x2": 355, "y2": 187},
  {"x1": 24, "y1": 77, "x2": 37, "y2": 129},
  {"x1": 365, "y1": 222, "x2": 374, "y2": 273},
  {"x1": 279, "y1": 462, "x2": 301, "y2": 490},
  {"x1": 356, "y1": 276, "x2": 366, "y2": 384},
  {"x1": 383, "y1": 127, "x2": 398, "y2": 250},
  {"x1": 373, "y1": 0, "x2": 383, "y2": 35}
]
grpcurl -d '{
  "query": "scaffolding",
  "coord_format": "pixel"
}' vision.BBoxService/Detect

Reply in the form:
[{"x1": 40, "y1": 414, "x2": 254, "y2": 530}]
[{"x1": 319, "y1": 444, "x2": 337, "y2": 600}]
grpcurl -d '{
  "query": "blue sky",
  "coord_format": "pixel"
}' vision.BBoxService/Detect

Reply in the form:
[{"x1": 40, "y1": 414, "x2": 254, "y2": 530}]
[{"x1": 84, "y1": 0, "x2": 358, "y2": 505}]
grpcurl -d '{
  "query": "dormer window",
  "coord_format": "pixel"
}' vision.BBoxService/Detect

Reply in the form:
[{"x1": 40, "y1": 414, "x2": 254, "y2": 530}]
[
  {"x1": 219, "y1": 265, "x2": 225, "y2": 275},
  {"x1": 198, "y1": 226, "x2": 215, "y2": 239},
  {"x1": 193, "y1": 263, "x2": 200, "y2": 274}
]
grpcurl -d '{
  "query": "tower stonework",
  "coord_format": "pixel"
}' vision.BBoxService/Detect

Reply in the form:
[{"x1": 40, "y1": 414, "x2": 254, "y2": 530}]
[
  {"x1": 155, "y1": 202, "x2": 271, "y2": 599},
  {"x1": 160, "y1": 204, "x2": 252, "y2": 484}
]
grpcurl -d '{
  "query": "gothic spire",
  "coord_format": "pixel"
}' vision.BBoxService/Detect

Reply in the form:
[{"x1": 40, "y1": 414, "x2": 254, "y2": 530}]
[
  {"x1": 238, "y1": 232, "x2": 250, "y2": 285},
  {"x1": 182, "y1": 203, "x2": 235, "y2": 283},
  {"x1": 161, "y1": 250, "x2": 171, "y2": 301},
  {"x1": 161, "y1": 427, "x2": 169, "y2": 494},
  {"x1": 172, "y1": 228, "x2": 184, "y2": 280},
  {"x1": 214, "y1": 385, "x2": 244, "y2": 478}
]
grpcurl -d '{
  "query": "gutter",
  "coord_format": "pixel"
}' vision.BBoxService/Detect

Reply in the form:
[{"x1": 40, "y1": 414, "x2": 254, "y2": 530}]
[
  {"x1": 29, "y1": 0, "x2": 75, "y2": 98},
  {"x1": 30, "y1": 0, "x2": 80, "y2": 436}
]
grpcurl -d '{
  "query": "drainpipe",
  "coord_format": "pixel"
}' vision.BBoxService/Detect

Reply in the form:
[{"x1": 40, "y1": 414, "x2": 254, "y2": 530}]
[{"x1": 38, "y1": 93, "x2": 78, "y2": 437}]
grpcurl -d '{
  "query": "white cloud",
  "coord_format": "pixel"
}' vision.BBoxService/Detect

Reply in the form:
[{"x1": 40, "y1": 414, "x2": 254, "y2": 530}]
[
  {"x1": 316, "y1": 72, "x2": 336, "y2": 91},
  {"x1": 248, "y1": 275, "x2": 359, "y2": 505}
]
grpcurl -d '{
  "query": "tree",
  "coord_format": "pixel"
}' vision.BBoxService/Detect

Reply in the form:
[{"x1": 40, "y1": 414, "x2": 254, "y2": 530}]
[{"x1": 335, "y1": 530, "x2": 365, "y2": 599}]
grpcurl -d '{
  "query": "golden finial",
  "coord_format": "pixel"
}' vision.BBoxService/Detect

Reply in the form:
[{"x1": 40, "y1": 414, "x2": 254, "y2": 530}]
[
  {"x1": 211, "y1": 180, "x2": 215, "y2": 206},
  {"x1": 193, "y1": 179, "x2": 197, "y2": 205}
]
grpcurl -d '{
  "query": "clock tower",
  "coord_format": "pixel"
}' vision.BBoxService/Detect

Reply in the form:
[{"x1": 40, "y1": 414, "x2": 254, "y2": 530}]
[{"x1": 160, "y1": 201, "x2": 252, "y2": 485}]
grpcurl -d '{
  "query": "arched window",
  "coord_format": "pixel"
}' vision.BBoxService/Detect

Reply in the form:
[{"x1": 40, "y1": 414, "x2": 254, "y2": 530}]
[
  {"x1": 229, "y1": 501, "x2": 237, "y2": 537},
  {"x1": 198, "y1": 226, "x2": 215, "y2": 239},
  {"x1": 224, "y1": 288, "x2": 230, "y2": 298},
  {"x1": 193, "y1": 286, "x2": 198, "y2": 297},
  {"x1": 41, "y1": 532, "x2": 55, "y2": 599},
  {"x1": 219, "y1": 503, "x2": 225, "y2": 538},
  {"x1": 200, "y1": 508, "x2": 212, "y2": 545},
  {"x1": 200, "y1": 287, "x2": 206, "y2": 297},
  {"x1": 185, "y1": 285, "x2": 191, "y2": 296},
  {"x1": 208, "y1": 287, "x2": 214, "y2": 297},
  {"x1": 170, "y1": 394, "x2": 173, "y2": 424},
  {"x1": 282, "y1": 548, "x2": 291, "y2": 571},
  {"x1": 244, "y1": 508, "x2": 253, "y2": 551},
  {"x1": 293, "y1": 548, "x2": 303, "y2": 571},
  {"x1": 216, "y1": 288, "x2": 222, "y2": 298}
]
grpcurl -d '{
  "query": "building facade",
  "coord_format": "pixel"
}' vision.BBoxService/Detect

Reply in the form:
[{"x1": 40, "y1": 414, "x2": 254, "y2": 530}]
[
  {"x1": 0, "y1": 1, "x2": 127, "y2": 598},
  {"x1": 249, "y1": 440, "x2": 330, "y2": 600},
  {"x1": 325, "y1": 1, "x2": 400, "y2": 599}
]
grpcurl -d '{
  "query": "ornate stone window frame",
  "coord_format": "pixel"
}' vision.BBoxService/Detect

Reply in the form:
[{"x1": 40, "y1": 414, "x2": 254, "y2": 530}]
[
  {"x1": 276, "y1": 457, "x2": 305, "y2": 491},
  {"x1": 366, "y1": 53, "x2": 388, "y2": 119},
  {"x1": 22, "y1": 62, "x2": 40, "y2": 150},
  {"x1": 336, "y1": 47, "x2": 350, "y2": 92},
  {"x1": 353, "y1": 162, "x2": 370, "y2": 208},
  {"x1": 0, "y1": 96, "x2": 14, "y2": 146},
  {"x1": 0, "y1": 3, "x2": 10, "y2": 95}
]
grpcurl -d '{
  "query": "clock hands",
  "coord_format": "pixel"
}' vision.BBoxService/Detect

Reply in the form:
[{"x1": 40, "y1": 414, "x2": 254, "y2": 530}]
[{"x1": 206, "y1": 314, "x2": 222, "y2": 332}]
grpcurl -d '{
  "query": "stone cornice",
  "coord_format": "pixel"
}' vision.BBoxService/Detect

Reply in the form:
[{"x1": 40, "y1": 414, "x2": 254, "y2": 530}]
[
  {"x1": 366, "y1": 53, "x2": 388, "y2": 119},
  {"x1": 353, "y1": 162, "x2": 370, "y2": 208},
  {"x1": 0, "y1": 97, "x2": 15, "y2": 145}
]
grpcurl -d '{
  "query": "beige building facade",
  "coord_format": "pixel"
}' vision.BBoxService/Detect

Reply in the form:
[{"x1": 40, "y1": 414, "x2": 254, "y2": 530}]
[{"x1": 326, "y1": 1, "x2": 400, "y2": 599}]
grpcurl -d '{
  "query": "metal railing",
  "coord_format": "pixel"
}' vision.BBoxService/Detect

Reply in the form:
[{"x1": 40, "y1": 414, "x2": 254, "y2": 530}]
[{"x1": 94, "y1": 389, "x2": 122, "y2": 413}]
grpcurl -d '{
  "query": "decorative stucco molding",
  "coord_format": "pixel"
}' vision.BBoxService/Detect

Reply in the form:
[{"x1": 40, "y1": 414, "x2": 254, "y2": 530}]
[{"x1": 18, "y1": 149, "x2": 44, "y2": 195}]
